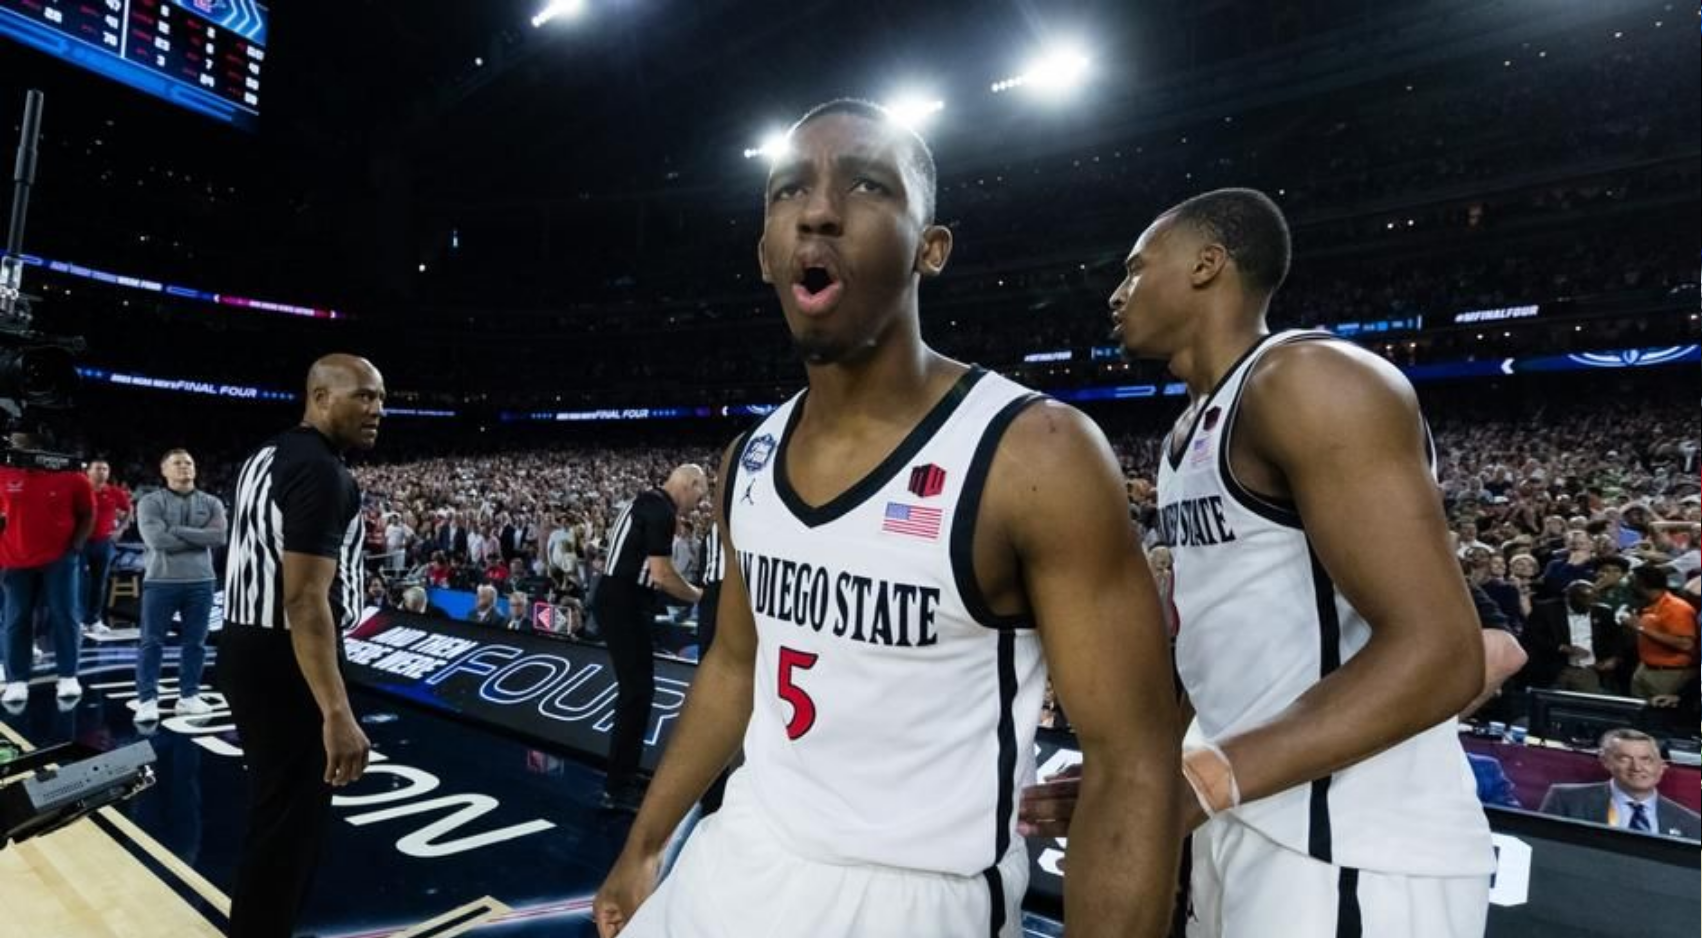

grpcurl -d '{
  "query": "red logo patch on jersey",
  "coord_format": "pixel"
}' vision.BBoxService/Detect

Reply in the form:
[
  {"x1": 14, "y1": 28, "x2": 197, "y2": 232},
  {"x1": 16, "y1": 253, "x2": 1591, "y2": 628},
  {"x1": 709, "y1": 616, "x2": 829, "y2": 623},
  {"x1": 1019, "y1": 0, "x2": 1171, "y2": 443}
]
[{"x1": 908, "y1": 463, "x2": 947, "y2": 498}]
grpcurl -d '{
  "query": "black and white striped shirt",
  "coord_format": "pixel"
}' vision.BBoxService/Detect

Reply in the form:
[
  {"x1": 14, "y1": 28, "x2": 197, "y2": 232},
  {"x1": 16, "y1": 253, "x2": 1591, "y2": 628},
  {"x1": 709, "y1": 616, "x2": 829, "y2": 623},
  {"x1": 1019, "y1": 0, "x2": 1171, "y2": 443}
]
[
  {"x1": 703, "y1": 520, "x2": 725, "y2": 586},
  {"x1": 603, "y1": 488, "x2": 676, "y2": 596},
  {"x1": 224, "y1": 426, "x2": 364, "y2": 631}
]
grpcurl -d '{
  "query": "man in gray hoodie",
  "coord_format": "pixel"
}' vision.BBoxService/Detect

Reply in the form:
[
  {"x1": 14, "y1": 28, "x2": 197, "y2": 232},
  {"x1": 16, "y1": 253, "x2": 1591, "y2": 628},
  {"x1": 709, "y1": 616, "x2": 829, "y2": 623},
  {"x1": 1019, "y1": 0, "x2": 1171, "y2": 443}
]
[{"x1": 134, "y1": 448, "x2": 227, "y2": 723}]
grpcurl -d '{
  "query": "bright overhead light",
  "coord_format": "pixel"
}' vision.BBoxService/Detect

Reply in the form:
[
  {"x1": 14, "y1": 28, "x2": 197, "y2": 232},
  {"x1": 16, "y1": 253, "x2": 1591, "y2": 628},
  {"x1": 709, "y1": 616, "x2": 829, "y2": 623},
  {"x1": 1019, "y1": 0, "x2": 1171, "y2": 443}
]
[
  {"x1": 992, "y1": 46, "x2": 1092, "y2": 94},
  {"x1": 531, "y1": 0, "x2": 586, "y2": 28},
  {"x1": 883, "y1": 95, "x2": 945, "y2": 130},
  {"x1": 743, "y1": 131, "x2": 790, "y2": 161}
]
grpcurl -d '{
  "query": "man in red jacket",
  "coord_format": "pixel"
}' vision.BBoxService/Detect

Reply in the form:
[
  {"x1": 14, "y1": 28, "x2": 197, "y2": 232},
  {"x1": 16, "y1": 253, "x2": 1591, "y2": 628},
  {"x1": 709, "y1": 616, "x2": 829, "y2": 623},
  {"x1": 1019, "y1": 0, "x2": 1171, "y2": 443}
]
[
  {"x1": 0, "y1": 434, "x2": 95, "y2": 704},
  {"x1": 81, "y1": 458, "x2": 132, "y2": 636}
]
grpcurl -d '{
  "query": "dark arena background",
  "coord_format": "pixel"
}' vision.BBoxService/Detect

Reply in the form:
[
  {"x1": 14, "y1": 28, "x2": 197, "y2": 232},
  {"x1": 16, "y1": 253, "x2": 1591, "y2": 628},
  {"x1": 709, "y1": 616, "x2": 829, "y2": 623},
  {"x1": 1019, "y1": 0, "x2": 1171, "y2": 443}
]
[{"x1": 0, "y1": 1, "x2": 1696, "y2": 936}]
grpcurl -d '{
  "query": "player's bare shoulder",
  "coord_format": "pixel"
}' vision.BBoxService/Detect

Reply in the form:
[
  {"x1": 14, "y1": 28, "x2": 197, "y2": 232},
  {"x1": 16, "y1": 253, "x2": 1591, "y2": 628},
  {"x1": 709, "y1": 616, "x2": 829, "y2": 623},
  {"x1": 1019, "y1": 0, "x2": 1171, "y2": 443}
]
[
  {"x1": 1246, "y1": 338, "x2": 1421, "y2": 420},
  {"x1": 984, "y1": 399, "x2": 1126, "y2": 527}
]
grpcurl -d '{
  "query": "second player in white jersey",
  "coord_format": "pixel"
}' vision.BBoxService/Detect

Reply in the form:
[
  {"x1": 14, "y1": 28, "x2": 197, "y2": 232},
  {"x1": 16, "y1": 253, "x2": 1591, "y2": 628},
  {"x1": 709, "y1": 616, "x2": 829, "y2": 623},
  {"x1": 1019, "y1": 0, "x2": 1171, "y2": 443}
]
[{"x1": 1158, "y1": 330, "x2": 1494, "y2": 875}]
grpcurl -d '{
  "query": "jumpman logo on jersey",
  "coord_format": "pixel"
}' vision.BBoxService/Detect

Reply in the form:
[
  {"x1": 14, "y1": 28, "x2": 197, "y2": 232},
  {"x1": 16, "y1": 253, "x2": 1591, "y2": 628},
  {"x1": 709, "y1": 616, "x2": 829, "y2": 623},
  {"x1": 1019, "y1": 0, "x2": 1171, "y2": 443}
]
[{"x1": 742, "y1": 478, "x2": 758, "y2": 505}]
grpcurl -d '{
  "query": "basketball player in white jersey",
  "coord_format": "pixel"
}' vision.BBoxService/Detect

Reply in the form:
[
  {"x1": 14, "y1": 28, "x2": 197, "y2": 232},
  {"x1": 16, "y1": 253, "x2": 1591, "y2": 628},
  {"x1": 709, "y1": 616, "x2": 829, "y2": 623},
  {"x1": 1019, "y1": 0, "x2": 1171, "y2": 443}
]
[
  {"x1": 1020, "y1": 189, "x2": 1495, "y2": 937},
  {"x1": 593, "y1": 100, "x2": 1182, "y2": 938}
]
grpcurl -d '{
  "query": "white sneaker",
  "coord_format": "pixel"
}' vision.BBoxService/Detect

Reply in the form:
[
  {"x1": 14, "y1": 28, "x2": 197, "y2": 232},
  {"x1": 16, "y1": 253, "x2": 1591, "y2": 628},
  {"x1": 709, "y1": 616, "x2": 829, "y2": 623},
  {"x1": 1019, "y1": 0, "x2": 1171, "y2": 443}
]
[
  {"x1": 173, "y1": 695, "x2": 213, "y2": 716},
  {"x1": 134, "y1": 699, "x2": 160, "y2": 723},
  {"x1": 84, "y1": 622, "x2": 114, "y2": 638},
  {"x1": 2, "y1": 682, "x2": 27, "y2": 704},
  {"x1": 55, "y1": 677, "x2": 82, "y2": 699}
]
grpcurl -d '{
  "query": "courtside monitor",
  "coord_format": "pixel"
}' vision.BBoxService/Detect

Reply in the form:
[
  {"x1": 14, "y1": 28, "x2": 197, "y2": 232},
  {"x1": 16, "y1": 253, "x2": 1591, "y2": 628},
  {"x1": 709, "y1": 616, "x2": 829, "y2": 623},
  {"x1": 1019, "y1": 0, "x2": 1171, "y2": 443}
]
[
  {"x1": 1528, "y1": 689, "x2": 1650, "y2": 747},
  {"x1": 0, "y1": 0, "x2": 266, "y2": 131}
]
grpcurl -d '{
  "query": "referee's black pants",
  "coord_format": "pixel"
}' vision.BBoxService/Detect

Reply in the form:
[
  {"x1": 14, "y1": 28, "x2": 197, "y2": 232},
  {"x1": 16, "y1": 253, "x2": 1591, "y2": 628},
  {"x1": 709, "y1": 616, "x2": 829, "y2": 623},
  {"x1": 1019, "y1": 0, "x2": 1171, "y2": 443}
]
[
  {"x1": 217, "y1": 624, "x2": 335, "y2": 938},
  {"x1": 595, "y1": 586, "x2": 654, "y2": 794},
  {"x1": 694, "y1": 580, "x2": 731, "y2": 815}
]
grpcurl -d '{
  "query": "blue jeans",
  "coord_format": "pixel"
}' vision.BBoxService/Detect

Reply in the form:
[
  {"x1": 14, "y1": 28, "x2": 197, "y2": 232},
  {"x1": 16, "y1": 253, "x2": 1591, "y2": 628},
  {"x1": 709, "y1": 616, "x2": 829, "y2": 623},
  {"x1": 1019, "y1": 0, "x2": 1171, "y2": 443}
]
[
  {"x1": 137, "y1": 580, "x2": 214, "y2": 702},
  {"x1": 80, "y1": 538, "x2": 116, "y2": 626},
  {"x1": 1, "y1": 552, "x2": 82, "y2": 681}
]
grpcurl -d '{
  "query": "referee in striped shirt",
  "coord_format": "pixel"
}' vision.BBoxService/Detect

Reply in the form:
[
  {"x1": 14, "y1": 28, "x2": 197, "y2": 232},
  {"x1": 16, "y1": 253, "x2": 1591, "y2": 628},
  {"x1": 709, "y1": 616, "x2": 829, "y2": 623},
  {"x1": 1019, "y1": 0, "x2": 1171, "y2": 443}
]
[
  {"x1": 218, "y1": 354, "x2": 385, "y2": 938},
  {"x1": 594, "y1": 464, "x2": 707, "y2": 812}
]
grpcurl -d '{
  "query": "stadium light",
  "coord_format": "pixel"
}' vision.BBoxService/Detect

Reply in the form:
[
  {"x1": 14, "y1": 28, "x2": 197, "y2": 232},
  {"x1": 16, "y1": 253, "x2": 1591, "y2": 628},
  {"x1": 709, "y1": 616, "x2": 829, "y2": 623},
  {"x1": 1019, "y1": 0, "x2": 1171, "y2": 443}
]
[
  {"x1": 991, "y1": 46, "x2": 1092, "y2": 94},
  {"x1": 882, "y1": 95, "x2": 945, "y2": 130},
  {"x1": 743, "y1": 131, "x2": 790, "y2": 161},
  {"x1": 531, "y1": 0, "x2": 586, "y2": 28}
]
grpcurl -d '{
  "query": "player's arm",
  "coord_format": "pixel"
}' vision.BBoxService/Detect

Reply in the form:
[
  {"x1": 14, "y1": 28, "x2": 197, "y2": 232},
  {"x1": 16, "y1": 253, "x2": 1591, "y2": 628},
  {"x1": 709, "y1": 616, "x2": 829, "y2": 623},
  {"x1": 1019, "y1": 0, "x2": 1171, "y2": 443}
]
[
  {"x1": 1196, "y1": 342, "x2": 1483, "y2": 828},
  {"x1": 596, "y1": 440, "x2": 758, "y2": 938},
  {"x1": 994, "y1": 402, "x2": 1181, "y2": 938}
]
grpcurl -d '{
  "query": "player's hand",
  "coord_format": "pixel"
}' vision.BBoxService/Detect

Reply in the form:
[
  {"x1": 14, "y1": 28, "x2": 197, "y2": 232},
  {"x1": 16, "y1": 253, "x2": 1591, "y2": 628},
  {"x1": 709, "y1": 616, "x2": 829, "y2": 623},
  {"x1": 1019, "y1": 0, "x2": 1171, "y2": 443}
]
[
  {"x1": 1017, "y1": 763, "x2": 1083, "y2": 838},
  {"x1": 323, "y1": 712, "x2": 370, "y2": 787},
  {"x1": 594, "y1": 849, "x2": 663, "y2": 937}
]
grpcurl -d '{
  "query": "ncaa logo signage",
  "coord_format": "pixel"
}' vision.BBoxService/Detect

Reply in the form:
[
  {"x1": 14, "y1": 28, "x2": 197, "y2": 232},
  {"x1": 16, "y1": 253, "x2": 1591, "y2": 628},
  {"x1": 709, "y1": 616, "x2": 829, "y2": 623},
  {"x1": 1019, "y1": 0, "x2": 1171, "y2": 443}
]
[{"x1": 908, "y1": 463, "x2": 947, "y2": 498}]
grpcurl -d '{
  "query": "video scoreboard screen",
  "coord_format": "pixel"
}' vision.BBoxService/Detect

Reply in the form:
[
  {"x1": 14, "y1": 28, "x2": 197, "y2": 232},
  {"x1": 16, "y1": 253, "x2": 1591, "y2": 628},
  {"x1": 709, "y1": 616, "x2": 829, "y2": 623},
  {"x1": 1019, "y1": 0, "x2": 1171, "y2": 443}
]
[{"x1": 0, "y1": 0, "x2": 267, "y2": 130}]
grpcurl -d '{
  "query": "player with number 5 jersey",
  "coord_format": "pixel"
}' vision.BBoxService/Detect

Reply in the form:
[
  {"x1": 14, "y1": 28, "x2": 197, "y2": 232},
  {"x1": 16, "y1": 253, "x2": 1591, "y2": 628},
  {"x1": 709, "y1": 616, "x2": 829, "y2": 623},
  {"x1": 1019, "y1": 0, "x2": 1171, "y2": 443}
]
[{"x1": 593, "y1": 100, "x2": 1182, "y2": 938}]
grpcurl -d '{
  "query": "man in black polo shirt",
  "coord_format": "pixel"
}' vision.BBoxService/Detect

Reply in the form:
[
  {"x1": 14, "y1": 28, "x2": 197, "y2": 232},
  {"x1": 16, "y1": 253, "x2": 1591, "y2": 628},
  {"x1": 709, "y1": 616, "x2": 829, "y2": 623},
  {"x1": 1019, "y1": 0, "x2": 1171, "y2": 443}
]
[
  {"x1": 218, "y1": 354, "x2": 385, "y2": 938},
  {"x1": 595, "y1": 464, "x2": 707, "y2": 812}
]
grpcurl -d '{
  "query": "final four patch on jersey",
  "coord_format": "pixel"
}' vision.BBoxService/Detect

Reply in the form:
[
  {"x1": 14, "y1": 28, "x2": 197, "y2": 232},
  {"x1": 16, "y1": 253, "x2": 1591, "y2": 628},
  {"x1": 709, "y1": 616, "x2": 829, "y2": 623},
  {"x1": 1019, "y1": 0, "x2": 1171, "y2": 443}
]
[
  {"x1": 907, "y1": 463, "x2": 947, "y2": 498},
  {"x1": 742, "y1": 433, "x2": 777, "y2": 472}
]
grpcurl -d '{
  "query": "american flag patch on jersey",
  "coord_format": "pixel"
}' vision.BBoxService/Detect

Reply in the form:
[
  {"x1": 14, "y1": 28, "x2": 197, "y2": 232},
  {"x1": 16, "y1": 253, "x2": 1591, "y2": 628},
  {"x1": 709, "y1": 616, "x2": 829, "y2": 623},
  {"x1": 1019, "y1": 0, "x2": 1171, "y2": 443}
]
[{"x1": 881, "y1": 502, "x2": 943, "y2": 539}]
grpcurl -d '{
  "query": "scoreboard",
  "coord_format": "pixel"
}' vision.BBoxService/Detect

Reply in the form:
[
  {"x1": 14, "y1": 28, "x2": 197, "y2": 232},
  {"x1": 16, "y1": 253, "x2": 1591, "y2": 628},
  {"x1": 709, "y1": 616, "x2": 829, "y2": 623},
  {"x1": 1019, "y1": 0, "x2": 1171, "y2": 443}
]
[{"x1": 0, "y1": 0, "x2": 267, "y2": 130}]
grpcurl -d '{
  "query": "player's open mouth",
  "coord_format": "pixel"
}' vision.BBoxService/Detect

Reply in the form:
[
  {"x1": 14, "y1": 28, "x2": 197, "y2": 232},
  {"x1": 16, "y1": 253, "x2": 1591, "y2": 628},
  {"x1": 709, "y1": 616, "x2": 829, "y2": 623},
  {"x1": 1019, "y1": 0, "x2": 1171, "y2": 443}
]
[{"x1": 792, "y1": 265, "x2": 844, "y2": 315}]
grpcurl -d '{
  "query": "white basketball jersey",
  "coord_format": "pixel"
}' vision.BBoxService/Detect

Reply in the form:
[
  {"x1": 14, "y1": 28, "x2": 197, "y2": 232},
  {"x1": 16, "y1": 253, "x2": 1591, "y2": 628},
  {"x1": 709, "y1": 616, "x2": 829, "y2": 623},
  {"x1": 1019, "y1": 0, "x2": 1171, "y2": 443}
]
[
  {"x1": 1157, "y1": 330, "x2": 1494, "y2": 877},
  {"x1": 724, "y1": 367, "x2": 1047, "y2": 878}
]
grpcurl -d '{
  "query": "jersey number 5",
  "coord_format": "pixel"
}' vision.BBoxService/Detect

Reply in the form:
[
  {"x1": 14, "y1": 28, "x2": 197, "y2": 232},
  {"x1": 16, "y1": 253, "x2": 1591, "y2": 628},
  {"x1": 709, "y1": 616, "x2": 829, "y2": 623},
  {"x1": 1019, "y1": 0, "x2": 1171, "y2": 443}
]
[{"x1": 778, "y1": 646, "x2": 819, "y2": 740}]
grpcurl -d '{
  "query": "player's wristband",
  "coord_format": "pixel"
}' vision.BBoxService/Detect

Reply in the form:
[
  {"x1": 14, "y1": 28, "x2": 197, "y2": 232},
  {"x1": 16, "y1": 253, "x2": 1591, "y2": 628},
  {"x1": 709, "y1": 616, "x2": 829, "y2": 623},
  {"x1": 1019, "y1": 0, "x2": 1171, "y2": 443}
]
[{"x1": 1181, "y1": 742, "x2": 1241, "y2": 818}]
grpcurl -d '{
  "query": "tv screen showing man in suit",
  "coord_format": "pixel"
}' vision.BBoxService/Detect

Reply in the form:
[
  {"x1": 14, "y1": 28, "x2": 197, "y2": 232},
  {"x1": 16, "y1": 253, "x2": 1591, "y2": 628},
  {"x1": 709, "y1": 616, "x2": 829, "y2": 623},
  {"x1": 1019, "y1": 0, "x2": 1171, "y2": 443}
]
[{"x1": 1540, "y1": 727, "x2": 1701, "y2": 840}]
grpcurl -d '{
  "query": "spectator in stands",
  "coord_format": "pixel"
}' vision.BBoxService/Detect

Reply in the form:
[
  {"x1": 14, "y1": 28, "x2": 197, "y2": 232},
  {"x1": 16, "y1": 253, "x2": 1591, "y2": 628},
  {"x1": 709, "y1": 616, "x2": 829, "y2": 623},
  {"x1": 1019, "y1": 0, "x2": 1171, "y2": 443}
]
[
  {"x1": 80, "y1": 459, "x2": 132, "y2": 637},
  {"x1": 1520, "y1": 580, "x2": 1623, "y2": 693},
  {"x1": 436, "y1": 509, "x2": 469, "y2": 559},
  {"x1": 1470, "y1": 550, "x2": 1524, "y2": 632},
  {"x1": 133, "y1": 449, "x2": 226, "y2": 723},
  {"x1": 401, "y1": 586, "x2": 430, "y2": 615},
  {"x1": 501, "y1": 515, "x2": 532, "y2": 561},
  {"x1": 1595, "y1": 556, "x2": 1636, "y2": 612},
  {"x1": 365, "y1": 576, "x2": 393, "y2": 611},
  {"x1": 467, "y1": 585, "x2": 502, "y2": 626},
  {"x1": 425, "y1": 551, "x2": 452, "y2": 588},
  {"x1": 466, "y1": 526, "x2": 487, "y2": 570},
  {"x1": 1454, "y1": 519, "x2": 1491, "y2": 558},
  {"x1": 483, "y1": 556, "x2": 511, "y2": 590},
  {"x1": 1622, "y1": 565, "x2": 1698, "y2": 700},
  {"x1": 504, "y1": 590, "x2": 531, "y2": 631},
  {"x1": 1540, "y1": 530, "x2": 1598, "y2": 599},
  {"x1": 1539, "y1": 729, "x2": 1700, "y2": 839}
]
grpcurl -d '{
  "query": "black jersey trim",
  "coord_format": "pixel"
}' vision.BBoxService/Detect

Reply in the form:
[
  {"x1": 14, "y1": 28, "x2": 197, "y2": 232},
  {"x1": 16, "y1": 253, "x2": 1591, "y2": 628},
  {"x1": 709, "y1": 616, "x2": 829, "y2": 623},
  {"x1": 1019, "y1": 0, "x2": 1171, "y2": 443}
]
[
  {"x1": 1307, "y1": 539, "x2": 1343, "y2": 863},
  {"x1": 994, "y1": 628, "x2": 1018, "y2": 864},
  {"x1": 1165, "y1": 332, "x2": 1283, "y2": 471},
  {"x1": 721, "y1": 427, "x2": 756, "y2": 530},
  {"x1": 982, "y1": 865, "x2": 1007, "y2": 938},
  {"x1": 773, "y1": 367, "x2": 987, "y2": 528},
  {"x1": 1213, "y1": 333, "x2": 1341, "y2": 529},
  {"x1": 951, "y1": 393, "x2": 1046, "y2": 631},
  {"x1": 1335, "y1": 867, "x2": 1363, "y2": 938}
]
